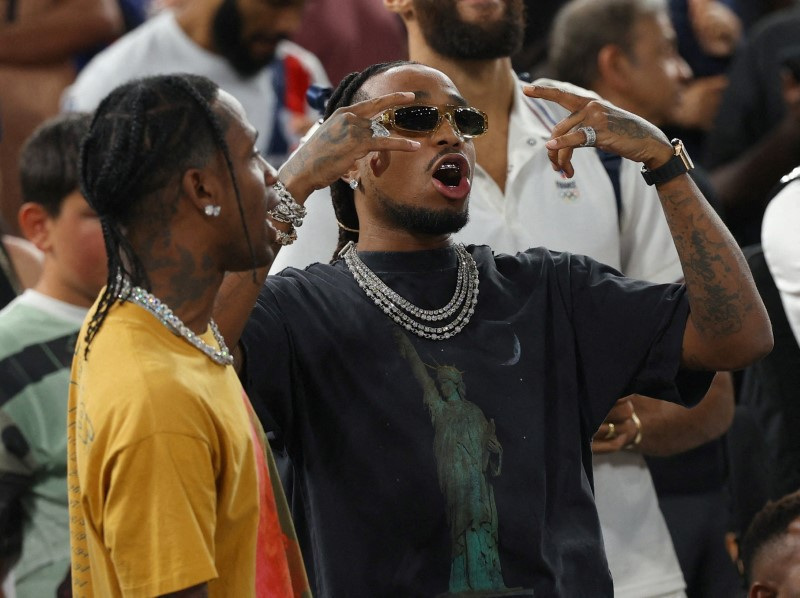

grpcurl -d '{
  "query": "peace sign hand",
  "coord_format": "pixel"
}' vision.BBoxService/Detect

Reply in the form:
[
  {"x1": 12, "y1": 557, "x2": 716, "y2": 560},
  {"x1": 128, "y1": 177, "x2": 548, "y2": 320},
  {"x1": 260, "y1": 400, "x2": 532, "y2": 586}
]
[
  {"x1": 523, "y1": 83, "x2": 675, "y2": 178},
  {"x1": 278, "y1": 91, "x2": 421, "y2": 201}
]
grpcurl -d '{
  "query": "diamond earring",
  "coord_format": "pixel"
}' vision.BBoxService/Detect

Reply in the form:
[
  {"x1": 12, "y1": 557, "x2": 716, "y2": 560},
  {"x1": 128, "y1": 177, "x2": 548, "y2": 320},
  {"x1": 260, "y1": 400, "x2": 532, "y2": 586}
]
[
  {"x1": 204, "y1": 205, "x2": 221, "y2": 217},
  {"x1": 349, "y1": 179, "x2": 359, "y2": 190}
]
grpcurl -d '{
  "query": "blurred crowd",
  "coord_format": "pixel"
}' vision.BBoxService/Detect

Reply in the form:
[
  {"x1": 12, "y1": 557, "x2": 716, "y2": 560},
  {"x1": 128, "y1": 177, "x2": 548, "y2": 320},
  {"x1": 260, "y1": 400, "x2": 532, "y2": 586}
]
[{"x1": 1, "y1": 0, "x2": 799, "y2": 597}]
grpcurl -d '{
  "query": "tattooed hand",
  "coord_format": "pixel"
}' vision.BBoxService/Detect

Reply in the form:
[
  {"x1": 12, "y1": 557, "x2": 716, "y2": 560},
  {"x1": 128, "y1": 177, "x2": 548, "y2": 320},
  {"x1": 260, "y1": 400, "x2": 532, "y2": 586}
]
[
  {"x1": 522, "y1": 84, "x2": 675, "y2": 178},
  {"x1": 278, "y1": 92, "x2": 421, "y2": 201}
]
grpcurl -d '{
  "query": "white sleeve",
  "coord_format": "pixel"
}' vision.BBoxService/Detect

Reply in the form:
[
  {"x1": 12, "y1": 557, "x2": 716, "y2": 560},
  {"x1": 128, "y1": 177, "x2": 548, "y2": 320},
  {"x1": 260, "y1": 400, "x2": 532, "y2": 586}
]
[
  {"x1": 618, "y1": 159, "x2": 683, "y2": 284},
  {"x1": 762, "y1": 180, "x2": 800, "y2": 346}
]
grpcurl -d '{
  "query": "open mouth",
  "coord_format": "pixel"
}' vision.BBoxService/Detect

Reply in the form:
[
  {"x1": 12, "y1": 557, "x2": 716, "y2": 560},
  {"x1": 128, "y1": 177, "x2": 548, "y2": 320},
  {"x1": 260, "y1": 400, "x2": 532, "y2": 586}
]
[
  {"x1": 431, "y1": 154, "x2": 471, "y2": 200},
  {"x1": 432, "y1": 155, "x2": 469, "y2": 187}
]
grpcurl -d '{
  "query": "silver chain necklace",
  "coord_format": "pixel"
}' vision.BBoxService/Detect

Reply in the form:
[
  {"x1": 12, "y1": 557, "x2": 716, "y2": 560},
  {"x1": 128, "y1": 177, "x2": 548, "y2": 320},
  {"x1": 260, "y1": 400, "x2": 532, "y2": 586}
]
[
  {"x1": 340, "y1": 241, "x2": 479, "y2": 340},
  {"x1": 117, "y1": 279, "x2": 233, "y2": 366}
]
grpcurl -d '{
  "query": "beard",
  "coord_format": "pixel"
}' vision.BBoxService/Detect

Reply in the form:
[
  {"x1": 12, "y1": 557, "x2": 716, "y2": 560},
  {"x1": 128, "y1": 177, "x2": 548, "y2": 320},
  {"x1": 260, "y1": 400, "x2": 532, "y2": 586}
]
[
  {"x1": 413, "y1": 0, "x2": 525, "y2": 60},
  {"x1": 212, "y1": 0, "x2": 280, "y2": 77},
  {"x1": 377, "y1": 191, "x2": 469, "y2": 235}
]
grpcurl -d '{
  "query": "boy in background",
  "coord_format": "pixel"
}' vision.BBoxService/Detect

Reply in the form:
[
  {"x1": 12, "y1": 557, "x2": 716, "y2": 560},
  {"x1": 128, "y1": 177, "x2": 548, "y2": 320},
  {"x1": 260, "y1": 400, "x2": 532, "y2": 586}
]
[{"x1": 0, "y1": 112, "x2": 105, "y2": 597}]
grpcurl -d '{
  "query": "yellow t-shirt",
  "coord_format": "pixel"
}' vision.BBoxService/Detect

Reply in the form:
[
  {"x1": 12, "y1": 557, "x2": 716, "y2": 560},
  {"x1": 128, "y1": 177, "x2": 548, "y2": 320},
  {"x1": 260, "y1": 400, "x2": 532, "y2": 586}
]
[{"x1": 67, "y1": 300, "x2": 305, "y2": 597}]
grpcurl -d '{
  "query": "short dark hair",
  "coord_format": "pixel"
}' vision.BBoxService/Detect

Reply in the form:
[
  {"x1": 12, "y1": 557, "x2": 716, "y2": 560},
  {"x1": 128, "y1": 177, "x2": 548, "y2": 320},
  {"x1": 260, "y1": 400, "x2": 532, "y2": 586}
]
[
  {"x1": 549, "y1": 0, "x2": 666, "y2": 88},
  {"x1": 740, "y1": 491, "x2": 800, "y2": 583},
  {"x1": 322, "y1": 60, "x2": 414, "y2": 259},
  {"x1": 79, "y1": 73, "x2": 249, "y2": 355},
  {"x1": 19, "y1": 113, "x2": 92, "y2": 216}
]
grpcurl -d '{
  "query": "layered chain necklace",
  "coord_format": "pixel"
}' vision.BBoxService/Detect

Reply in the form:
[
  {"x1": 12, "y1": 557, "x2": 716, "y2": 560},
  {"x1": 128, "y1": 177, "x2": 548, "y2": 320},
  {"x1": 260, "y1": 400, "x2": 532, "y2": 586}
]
[
  {"x1": 340, "y1": 241, "x2": 480, "y2": 340},
  {"x1": 117, "y1": 279, "x2": 233, "y2": 366}
]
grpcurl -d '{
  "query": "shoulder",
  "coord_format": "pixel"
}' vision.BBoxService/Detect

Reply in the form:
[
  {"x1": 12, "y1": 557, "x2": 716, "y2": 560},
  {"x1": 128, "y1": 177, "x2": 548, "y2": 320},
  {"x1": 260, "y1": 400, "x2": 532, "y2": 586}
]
[
  {"x1": 1, "y1": 236, "x2": 42, "y2": 290},
  {"x1": 62, "y1": 12, "x2": 177, "y2": 110},
  {"x1": 468, "y1": 244, "x2": 581, "y2": 280},
  {"x1": 0, "y1": 297, "x2": 74, "y2": 357},
  {"x1": 763, "y1": 177, "x2": 800, "y2": 254},
  {"x1": 275, "y1": 40, "x2": 330, "y2": 84},
  {"x1": 764, "y1": 176, "x2": 800, "y2": 225}
]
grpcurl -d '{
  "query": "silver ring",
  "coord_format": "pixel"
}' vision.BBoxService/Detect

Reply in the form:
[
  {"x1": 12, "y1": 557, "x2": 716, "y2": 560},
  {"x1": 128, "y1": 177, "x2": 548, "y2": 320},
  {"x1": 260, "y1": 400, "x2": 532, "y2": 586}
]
[
  {"x1": 370, "y1": 120, "x2": 390, "y2": 138},
  {"x1": 578, "y1": 126, "x2": 596, "y2": 147}
]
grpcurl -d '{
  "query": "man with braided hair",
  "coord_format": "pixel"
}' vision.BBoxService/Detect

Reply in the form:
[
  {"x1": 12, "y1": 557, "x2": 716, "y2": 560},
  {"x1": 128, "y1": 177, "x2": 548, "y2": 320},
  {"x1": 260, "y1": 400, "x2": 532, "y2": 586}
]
[
  {"x1": 68, "y1": 72, "x2": 420, "y2": 597},
  {"x1": 275, "y1": 2, "x2": 736, "y2": 594},
  {"x1": 230, "y1": 60, "x2": 772, "y2": 596}
]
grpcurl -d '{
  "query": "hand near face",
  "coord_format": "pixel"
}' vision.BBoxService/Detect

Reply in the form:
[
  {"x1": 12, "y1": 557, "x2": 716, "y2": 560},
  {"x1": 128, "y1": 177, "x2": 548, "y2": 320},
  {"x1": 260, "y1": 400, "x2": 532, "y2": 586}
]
[
  {"x1": 523, "y1": 83, "x2": 674, "y2": 178},
  {"x1": 672, "y1": 75, "x2": 728, "y2": 131},
  {"x1": 688, "y1": 0, "x2": 742, "y2": 58},
  {"x1": 278, "y1": 91, "x2": 421, "y2": 201}
]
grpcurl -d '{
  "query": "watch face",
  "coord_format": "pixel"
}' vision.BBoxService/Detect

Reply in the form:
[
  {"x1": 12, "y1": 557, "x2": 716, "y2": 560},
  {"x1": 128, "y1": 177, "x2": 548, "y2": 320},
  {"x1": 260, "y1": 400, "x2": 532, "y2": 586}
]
[{"x1": 672, "y1": 139, "x2": 694, "y2": 170}]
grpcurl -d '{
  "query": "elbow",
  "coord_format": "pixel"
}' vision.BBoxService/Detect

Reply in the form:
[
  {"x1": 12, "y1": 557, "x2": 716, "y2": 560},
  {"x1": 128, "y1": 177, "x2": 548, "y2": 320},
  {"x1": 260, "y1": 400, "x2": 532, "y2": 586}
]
[
  {"x1": 721, "y1": 325, "x2": 774, "y2": 371},
  {"x1": 750, "y1": 326, "x2": 775, "y2": 364}
]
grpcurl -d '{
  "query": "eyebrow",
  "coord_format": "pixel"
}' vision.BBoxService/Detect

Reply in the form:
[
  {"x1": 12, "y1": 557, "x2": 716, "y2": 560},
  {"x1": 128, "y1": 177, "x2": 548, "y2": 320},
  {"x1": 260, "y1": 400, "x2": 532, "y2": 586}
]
[{"x1": 411, "y1": 90, "x2": 468, "y2": 107}]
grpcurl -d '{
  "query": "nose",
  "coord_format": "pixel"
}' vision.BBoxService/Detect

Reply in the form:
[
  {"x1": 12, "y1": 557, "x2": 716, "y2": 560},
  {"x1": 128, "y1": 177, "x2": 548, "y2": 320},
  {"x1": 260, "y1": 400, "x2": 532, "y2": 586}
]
[{"x1": 435, "y1": 112, "x2": 464, "y2": 146}]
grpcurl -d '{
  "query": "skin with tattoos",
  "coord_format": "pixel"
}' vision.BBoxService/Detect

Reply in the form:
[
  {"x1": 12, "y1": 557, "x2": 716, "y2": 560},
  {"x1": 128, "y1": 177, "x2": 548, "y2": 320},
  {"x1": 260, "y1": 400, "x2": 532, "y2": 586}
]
[{"x1": 526, "y1": 83, "x2": 772, "y2": 371}]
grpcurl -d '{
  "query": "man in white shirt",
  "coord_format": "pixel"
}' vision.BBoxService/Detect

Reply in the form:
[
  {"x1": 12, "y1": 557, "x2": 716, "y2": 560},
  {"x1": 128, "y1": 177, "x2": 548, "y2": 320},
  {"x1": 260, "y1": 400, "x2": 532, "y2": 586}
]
[
  {"x1": 61, "y1": 0, "x2": 329, "y2": 166},
  {"x1": 762, "y1": 167, "x2": 800, "y2": 346}
]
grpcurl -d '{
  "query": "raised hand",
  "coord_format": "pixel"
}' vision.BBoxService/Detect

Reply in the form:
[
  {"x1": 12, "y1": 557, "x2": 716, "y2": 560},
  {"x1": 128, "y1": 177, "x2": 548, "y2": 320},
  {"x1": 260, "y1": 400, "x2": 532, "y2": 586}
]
[
  {"x1": 278, "y1": 91, "x2": 421, "y2": 202},
  {"x1": 522, "y1": 83, "x2": 675, "y2": 178}
]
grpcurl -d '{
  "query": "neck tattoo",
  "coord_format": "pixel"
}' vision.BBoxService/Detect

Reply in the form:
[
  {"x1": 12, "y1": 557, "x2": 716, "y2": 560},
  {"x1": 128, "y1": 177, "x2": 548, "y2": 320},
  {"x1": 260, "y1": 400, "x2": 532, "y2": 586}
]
[
  {"x1": 340, "y1": 241, "x2": 479, "y2": 340},
  {"x1": 117, "y1": 278, "x2": 233, "y2": 366}
]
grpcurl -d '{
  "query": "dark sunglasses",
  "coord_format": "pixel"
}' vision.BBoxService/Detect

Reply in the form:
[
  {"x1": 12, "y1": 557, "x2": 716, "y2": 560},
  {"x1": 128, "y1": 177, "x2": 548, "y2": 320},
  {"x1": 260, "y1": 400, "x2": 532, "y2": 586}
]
[{"x1": 376, "y1": 105, "x2": 489, "y2": 139}]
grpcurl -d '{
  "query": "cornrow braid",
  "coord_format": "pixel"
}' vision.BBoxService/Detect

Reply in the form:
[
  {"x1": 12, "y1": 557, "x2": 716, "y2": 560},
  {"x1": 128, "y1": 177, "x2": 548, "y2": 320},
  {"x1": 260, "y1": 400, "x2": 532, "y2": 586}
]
[
  {"x1": 323, "y1": 60, "x2": 414, "y2": 260},
  {"x1": 79, "y1": 73, "x2": 247, "y2": 357}
]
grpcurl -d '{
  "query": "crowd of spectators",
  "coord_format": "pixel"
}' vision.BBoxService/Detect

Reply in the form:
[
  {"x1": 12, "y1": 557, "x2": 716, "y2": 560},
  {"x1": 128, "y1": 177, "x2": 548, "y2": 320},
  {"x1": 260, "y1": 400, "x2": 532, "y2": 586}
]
[{"x1": 0, "y1": 0, "x2": 798, "y2": 596}]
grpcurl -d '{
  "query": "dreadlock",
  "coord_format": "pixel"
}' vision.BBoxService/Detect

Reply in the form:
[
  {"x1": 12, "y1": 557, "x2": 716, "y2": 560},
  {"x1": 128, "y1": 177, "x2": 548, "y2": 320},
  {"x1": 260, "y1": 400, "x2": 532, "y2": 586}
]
[
  {"x1": 740, "y1": 490, "x2": 800, "y2": 584},
  {"x1": 79, "y1": 73, "x2": 252, "y2": 357},
  {"x1": 323, "y1": 60, "x2": 415, "y2": 260}
]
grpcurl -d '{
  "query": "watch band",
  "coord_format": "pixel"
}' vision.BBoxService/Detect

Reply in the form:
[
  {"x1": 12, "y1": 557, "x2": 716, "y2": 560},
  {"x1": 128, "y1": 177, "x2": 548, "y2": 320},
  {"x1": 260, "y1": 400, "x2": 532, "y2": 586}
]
[{"x1": 641, "y1": 138, "x2": 694, "y2": 186}]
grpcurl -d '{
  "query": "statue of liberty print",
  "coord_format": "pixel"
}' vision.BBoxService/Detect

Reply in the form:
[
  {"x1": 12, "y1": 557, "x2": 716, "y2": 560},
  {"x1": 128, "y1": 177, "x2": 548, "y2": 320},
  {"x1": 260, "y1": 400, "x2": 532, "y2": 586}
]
[{"x1": 394, "y1": 329, "x2": 532, "y2": 597}]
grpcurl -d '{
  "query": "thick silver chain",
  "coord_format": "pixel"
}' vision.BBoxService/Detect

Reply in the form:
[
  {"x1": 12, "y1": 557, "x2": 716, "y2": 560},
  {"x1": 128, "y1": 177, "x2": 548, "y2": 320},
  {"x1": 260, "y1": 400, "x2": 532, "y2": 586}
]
[
  {"x1": 340, "y1": 241, "x2": 479, "y2": 340},
  {"x1": 117, "y1": 280, "x2": 233, "y2": 366}
]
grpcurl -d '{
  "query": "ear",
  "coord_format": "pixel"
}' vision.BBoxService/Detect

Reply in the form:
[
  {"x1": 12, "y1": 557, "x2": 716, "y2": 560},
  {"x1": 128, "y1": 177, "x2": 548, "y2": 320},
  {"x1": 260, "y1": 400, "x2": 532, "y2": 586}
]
[
  {"x1": 384, "y1": 0, "x2": 414, "y2": 17},
  {"x1": 749, "y1": 582, "x2": 777, "y2": 598},
  {"x1": 180, "y1": 167, "x2": 217, "y2": 215},
  {"x1": 596, "y1": 44, "x2": 632, "y2": 92},
  {"x1": 17, "y1": 202, "x2": 53, "y2": 252}
]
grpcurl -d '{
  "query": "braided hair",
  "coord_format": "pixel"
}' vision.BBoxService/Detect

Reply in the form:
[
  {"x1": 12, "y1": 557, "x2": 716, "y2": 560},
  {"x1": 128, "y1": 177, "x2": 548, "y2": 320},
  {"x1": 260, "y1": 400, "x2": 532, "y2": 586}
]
[
  {"x1": 323, "y1": 60, "x2": 414, "y2": 259},
  {"x1": 79, "y1": 73, "x2": 251, "y2": 356}
]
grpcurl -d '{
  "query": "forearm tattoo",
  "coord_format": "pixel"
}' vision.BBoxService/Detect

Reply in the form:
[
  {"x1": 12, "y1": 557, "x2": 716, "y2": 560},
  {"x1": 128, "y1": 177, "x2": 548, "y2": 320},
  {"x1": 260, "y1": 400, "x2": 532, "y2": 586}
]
[{"x1": 660, "y1": 188, "x2": 752, "y2": 339}]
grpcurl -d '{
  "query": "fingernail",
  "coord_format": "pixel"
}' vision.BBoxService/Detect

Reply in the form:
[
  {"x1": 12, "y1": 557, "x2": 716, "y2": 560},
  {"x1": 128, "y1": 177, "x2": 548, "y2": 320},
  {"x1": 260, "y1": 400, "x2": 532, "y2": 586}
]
[
  {"x1": 409, "y1": 141, "x2": 421, "y2": 148},
  {"x1": 545, "y1": 140, "x2": 557, "y2": 149}
]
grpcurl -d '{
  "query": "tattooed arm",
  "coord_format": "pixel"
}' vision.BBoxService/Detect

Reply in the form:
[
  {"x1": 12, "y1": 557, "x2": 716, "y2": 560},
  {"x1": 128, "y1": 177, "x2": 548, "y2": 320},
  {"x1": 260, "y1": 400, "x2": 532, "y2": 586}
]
[
  {"x1": 214, "y1": 92, "x2": 420, "y2": 353},
  {"x1": 523, "y1": 83, "x2": 772, "y2": 371}
]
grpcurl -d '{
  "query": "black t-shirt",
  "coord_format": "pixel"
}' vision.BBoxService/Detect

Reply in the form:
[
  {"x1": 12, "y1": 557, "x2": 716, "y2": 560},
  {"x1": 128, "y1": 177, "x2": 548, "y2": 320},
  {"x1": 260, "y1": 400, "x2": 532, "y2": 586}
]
[{"x1": 241, "y1": 245, "x2": 710, "y2": 597}]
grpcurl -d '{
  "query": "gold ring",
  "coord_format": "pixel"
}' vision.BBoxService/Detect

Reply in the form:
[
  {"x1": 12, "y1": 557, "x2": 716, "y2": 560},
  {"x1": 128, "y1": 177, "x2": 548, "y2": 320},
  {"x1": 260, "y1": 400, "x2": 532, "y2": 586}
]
[
  {"x1": 629, "y1": 412, "x2": 643, "y2": 446},
  {"x1": 603, "y1": 422, "x2": 617, "y2": 440}
]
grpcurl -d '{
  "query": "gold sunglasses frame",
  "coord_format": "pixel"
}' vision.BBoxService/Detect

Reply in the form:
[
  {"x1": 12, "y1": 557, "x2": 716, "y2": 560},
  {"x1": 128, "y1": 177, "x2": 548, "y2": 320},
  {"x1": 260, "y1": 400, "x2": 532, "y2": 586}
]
[{"x1": 377, "y1": 105, "x2": 489, "y2": 138}]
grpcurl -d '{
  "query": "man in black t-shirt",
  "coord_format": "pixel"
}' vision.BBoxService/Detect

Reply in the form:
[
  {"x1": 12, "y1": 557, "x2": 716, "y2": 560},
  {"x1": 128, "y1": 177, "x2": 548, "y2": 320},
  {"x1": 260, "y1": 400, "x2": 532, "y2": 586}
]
[{"x1": 216, "y1": 60, "x2": 772, "y2": 596}]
